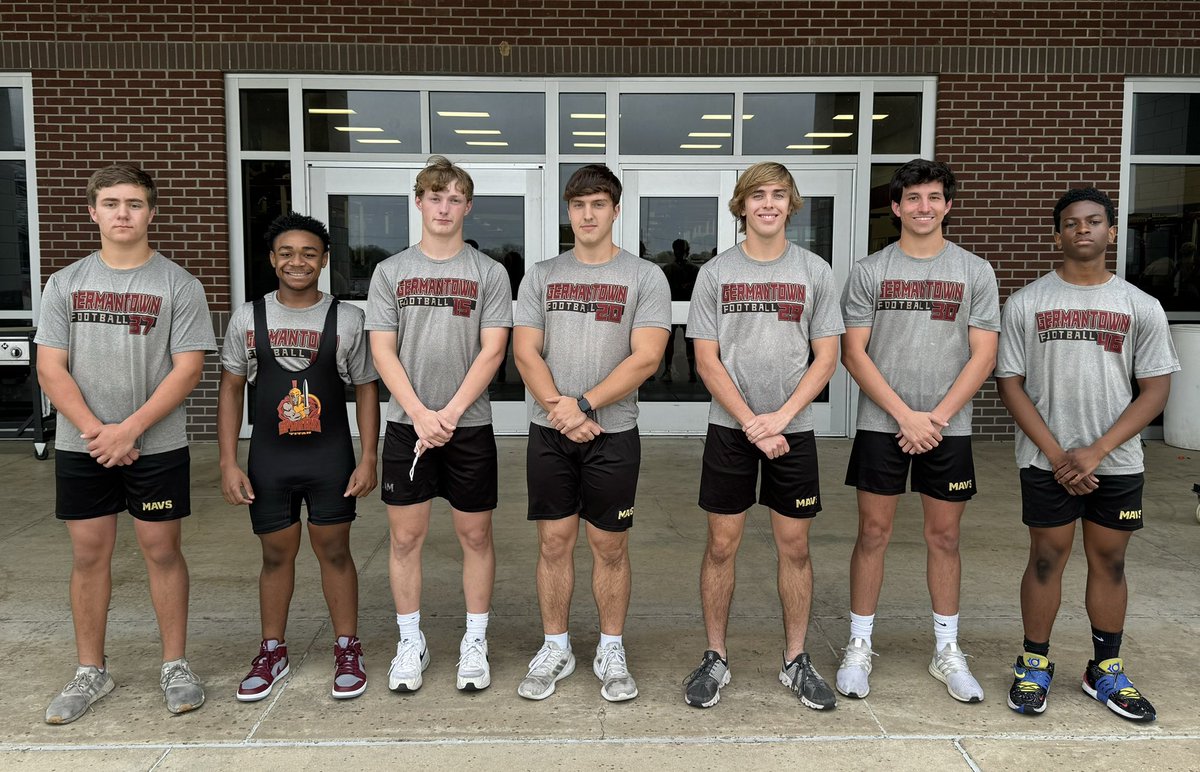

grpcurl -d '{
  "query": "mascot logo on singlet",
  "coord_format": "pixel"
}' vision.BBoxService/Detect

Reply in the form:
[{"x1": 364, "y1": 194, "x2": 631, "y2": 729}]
[{"x1": 277, "y1": 379, "x2": 322, "y2": 435}]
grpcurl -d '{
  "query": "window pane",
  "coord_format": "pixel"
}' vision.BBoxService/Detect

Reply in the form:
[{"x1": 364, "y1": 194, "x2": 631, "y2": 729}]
[
  {"x1": 743, "y1": 93, "x2": 858, "y2": 155},
  {"x1": 620, "y1": 93, "x2": 734, "y2": 156},
  {"x1": 872, "y1": 93, "x2": 922, "y2": 155},
  {"x1": 241, "y1": 160, "x2": 292, "y2": 302},
  {"x1": 328, "y1": 195, "x2": 409, "y2": 302},
  {"x1": 1133, "y1": 93, "x2": 1200, "y2": 156},
  {"x1": 0, "y1": 88, "x2": 25, "y2": 152},
  {"x1": 785, "y1": 196, "x2": 835, "y2": 266},
  {"x1": 463, "y1": 196, "x2": 525, "y2": 400},
  {"x1": 0, "y1": 161, "x2": 31, "y2": 311},
  {"x1": 868, "y1": 163, "x2": 902, "y2": 254},
  {"x1": 240, "y1": 89, "x2": 289, "y2": 152},
  {"x1": 1125, "y1": 164, "x2": 1200, "y2": 314},
  {"x1": 430, "y1": 92, "x2": 545, "y2": 155},
  {"x1": 560, "y1": 93, "x2": 607, "y2": 155},
  {"x1": 304, "y1": 90, "x2": 421, "y2": 153},
  {"x1": 558, "y1": 162, "x2": 588, "y2": 253}
]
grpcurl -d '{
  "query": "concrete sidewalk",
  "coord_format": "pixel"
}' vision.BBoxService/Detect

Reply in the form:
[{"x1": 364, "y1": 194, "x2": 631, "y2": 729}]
[{"x1": 1, "y1": 438, "x2": 1198, "y2": 770}]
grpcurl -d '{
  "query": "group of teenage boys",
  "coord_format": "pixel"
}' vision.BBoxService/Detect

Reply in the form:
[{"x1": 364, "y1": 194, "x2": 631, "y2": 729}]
[{"x1": 37, "y1": 157, "x2": 1177, "y2": 728}]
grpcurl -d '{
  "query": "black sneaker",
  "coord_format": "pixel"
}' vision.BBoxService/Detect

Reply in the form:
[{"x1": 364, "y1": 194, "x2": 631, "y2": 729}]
[
  {"x1": 683, "y1": 650, "x2": 729, "y2": 708},
  {"x1": 1007, "y1": 652, "x2": 1054, "y2": 715},
  {"x1": 1082, "y1": 658, "x2": 1156, "y2": 722},
  {"x1": 779, "y1": 652, "x2": 837, "y2": 710}
]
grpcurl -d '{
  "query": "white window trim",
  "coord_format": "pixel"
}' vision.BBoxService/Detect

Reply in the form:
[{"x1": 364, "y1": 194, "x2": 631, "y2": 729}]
[{"x1": 0, "y1": 73, "x2": 39, "y2": 323}]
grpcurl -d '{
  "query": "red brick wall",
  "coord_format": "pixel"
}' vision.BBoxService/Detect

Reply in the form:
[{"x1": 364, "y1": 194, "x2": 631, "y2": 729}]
[{"x1": 31, "y1": 70, "x2": 228, "y2": 435}]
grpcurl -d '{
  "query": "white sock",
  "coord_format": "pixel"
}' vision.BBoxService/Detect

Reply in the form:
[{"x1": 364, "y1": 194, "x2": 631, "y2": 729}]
[
  {"x1": 465, "y1": 612, "x2": 489, "y2": 641},
  {"x1": 397, "y1": 610, "x2": 422, "y2": 642},
  {"x1": 598, "y1": 633, "x2": 622, "y2": 649},
  {"x1": 850, "y1": 612, "x2": 875, "y2": 646},
  {"x1": 545, "y1": 632, "x2": 570, "y2": 650},
  {"x1": 933, "y1": 612, "x2": 959, "y2": 651}
]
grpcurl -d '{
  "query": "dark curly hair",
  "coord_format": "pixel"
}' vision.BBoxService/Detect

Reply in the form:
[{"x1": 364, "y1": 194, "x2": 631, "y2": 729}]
[
  {"x1": 265, "y1": 211, "x2": 331, "y2": 253},
  {"x1": 1052, "y1": 187, "x2": 1115, "y2": 233}
]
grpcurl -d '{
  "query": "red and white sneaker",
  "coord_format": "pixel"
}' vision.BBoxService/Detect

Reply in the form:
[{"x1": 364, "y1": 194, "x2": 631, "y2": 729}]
[
  {"x1": 333, "y1": 636, "x2": 367, "y2": 699},
  {"x1": 237, "y1": 640, "x2": 289, "y2": 702}
]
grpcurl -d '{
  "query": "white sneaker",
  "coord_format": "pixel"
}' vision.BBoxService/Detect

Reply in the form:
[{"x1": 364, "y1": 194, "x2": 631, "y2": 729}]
[
  {"x1": 517, "y1": 642, "x2": 575, "y2": 700},
  {"x1": 388, "y1": 636, "x2": 430, "y2": 692},
  {"x1": 929, "y1": 642, "x2": 984, "y2": 703},
  {"x1": 593, "y1": 642, "x2": 638, "y2": 702},
  {"x1": 836, "y1": 637, "x2": 875, "y2": 698},
  {"x1": 457, "y1": 637, "x2": 491, "y2": 691}
]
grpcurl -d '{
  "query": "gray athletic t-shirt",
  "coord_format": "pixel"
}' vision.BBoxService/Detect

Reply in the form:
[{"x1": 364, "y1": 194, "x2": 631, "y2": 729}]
[
  {"x1": 515, "y1": 249, "x2": 671, "y2": 433},
  {"x1": 842, "y1": 241, "x2": 1000, "y2": 436},
  {"x1": 365, "y1": 244, "x2": 512, "y2": 426},
  {"x1": 35, "y1": 252, "x2": 217, "y2": 454},
  {"x1": 687, "y1": 242, "x2": 845, "y2": 433},
  {"x1": 221, "y1": 292, "x2": 376, "y2": 386},
  {"x1": 995, "y1": 271, "x2": 1180, "y2": 474}
]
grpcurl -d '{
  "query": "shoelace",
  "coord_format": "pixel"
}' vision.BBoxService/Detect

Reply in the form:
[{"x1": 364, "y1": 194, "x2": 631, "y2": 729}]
[
  {"x1": 63, "y1": 669, "x2": 100, "y2": 694},
  {"x1": 598, "y1": 644, "x2": 629, "y2": 678},
  {"x1": 527, "y1": 644, "x2": 562, "y2": 675},
  {"x1": 684, "y1": 655, "x2": 719, "y2": 686},
  {"x1": 458, "y1": 640, "x2": 487, "y2": 673},
  {"x1": 937, "y1": 648, "x2": 971, "y2": 674},
  {"x1": 394, "y1": 639, "x2": 423, "y2": 672},
  {"x1": 335, "y1": 643, "x2": 361, "y2": 677},
  {"x1": 788, "y1": 658, "x2": 822, "y2": 695},
  {"x1": 161, "y1": 662, "x2": 198, "y2": 689},
  {"x1": 841, "y1": 644, "x2": 875, "y2": 670},
  {"x1": 244, "y1": 651, "x2": 276, "y2": 682}
]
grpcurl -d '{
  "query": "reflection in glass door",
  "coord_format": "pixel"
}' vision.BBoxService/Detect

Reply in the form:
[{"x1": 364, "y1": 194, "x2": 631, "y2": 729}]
[{"x1": 621, "y1": 167, "x2": 853, "y2": 436}]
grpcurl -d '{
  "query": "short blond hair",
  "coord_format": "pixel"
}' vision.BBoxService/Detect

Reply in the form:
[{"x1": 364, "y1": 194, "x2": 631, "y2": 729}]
[
  {"x1": 414, "y1": 155, "x2": 474, "y2": 201},
  {"x1": 729, "y1": 162, "x2": 803, "y2": 234}
]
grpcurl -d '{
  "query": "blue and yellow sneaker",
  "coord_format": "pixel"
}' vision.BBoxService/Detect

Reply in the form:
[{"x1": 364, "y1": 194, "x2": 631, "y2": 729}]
[
  {"x1": 1082, "y1": 658, "x2": 1156, "y2": 722},
  {"x1": 1007, "y1": 652, "x2": 1054, "y2": 714}
]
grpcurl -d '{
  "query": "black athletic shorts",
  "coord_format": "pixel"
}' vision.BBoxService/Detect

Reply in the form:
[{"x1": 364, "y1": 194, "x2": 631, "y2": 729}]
[
  {"x1": 1020, "y1": 467, "x2": 1145, "y2": 531},
  {"x1": 56, "y1": 447, "x2": 191, "y2": 521},
  {"x1": 844, "y1": 430, "x2": 977, "y2": 501},
  {"x1": 381, "y1": 421, "x2": 498, "y2": 513},
  {"x1": 699, "y1": 424, "x2": 821, "y2": 518},
  {"x1": 248, "y1": 475, "x2": 356, "y2": 535},
  {"x1": 526, "y1": 423, "x2": 640, "y2": 532}
]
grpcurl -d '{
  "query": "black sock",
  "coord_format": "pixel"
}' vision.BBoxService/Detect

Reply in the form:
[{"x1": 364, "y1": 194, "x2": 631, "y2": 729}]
[
  {"x1": 1091, "y1": 627, "x2": 1123, "y2": 662},
  {"x1": 1023, "y1": 638, "x2": 1050, "y2": 657}
]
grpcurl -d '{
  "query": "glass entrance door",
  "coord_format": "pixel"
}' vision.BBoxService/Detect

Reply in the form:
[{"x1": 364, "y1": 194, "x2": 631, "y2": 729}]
[
  {"x1": 620, "y1": 167, "x2": 854, "y2": 436},
  {"x1": 306, "y1": 162, "x2": 543, "y2": 436}
]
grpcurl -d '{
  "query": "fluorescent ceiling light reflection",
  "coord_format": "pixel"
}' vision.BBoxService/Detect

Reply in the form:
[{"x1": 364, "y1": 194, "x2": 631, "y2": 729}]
[
  {"x1": 805, "y1": 132, "x2": 852, "y2": 138},
  {"x1": 574, "y1": 143, "x2": 606, "y2": 148},
  {"x1": 334, "y1": 126, "x2": 384, "y2": 132},
  {"x1": 570, "y1": 113, "x2": 606, "y2": 119},
  {"x1": 873, "y1": 114, "x2": 889, "y2": 119},
  {"x1": 437, "y1": 111, "x2": 491, "y2": 117},
  {"x1": 572, "y1": 131, "x2": 606, "y2": 136},
  {"x1": 833, "y1": 114, "x2": 855, "y2": 120},
  {"x1": 700, "y1": 114, "x2": 754, "y2": 120},
  {"x1": 680, "y1": 144, "x2": 722, "y2": 149},
  {"x1": 786, "y1": 144, "x2": 831, "y2": 150},
  {"x1": 688, "y1": 132, "x2": 731, "y2": 137},
  {"x1": 308, "y1": 108, "x2": 356, "y2": 115},
  {"x1": 357, "y1": 139, "x2": 402, "y2": 144},
  {"x1": 465, "y1": 141, "x2": 509, "y2": 146},
  {"x1": 454, "y1": 129, "x2": 502, "y2": 135}
]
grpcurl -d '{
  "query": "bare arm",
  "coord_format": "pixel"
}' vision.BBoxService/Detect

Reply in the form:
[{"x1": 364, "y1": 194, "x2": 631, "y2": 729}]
[
  {"x1": 37, "y1": 345, "x2": 104, "y2": 439},
  {"x1": 1055, "y1": 374, "x2": 1171, "y2": 486},
  {"x1": 841, "y1": 326, "x2": 945, "y2": 453},
  {"x1": 930, "y1": 326, "x2": 998, "y2": 428},
  {"x1": 996, "y1": 374, "x2": 1095, "y2": 494},
  {"x1": 694, "y1": 338, "x2": 756, "y2": 428},
  {"x1": 82, "y1": 350, "x2": 206, "y2": 467},
  {"x1": 345, "y1": 380, "x2": 379, "y2": 497},
  {"x1": 217, "y1": 368, "x2": 254, "y2": 504},
  {"x1": 513, "y1": 325, "x2": 561, "y2": 412},
  {"x1": 743, "y1": 335, "x2": 839, "y2": 441},
  {"x1": 369, "y1": 329, "x2": 451, "y2": 447},
  {"x1": 544, "y1": 326, "x2": 669, "y2": 434},
  {"x1": 437, "y1": 327, "x2": 509, "y2": 428}
]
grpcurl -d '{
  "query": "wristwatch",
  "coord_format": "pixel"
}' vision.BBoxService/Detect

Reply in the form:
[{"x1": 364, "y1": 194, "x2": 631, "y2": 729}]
[{"x1": 577, "y1": 396, "x2": 592, "y2": 413}]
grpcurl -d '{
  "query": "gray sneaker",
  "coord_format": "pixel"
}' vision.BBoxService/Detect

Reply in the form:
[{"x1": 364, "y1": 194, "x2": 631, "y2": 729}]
[
  {"x1": 683, "y1": 650, "x2": 730, "y2": 708},
  {"x1": 161, "y1": 658, "x2": 205, "y2": 714},
  {"x1": 46, "y1": 664, "x2": 114, "y2": 724},
  {"x1": 593, "y1": 642, "x2": 638, "y2": 702},
  {"x1": 517, "y1": 642, "x2": 575, "y2": 700},
  {"x1": 780, "y1": 652, "x2": 837, "y2": 710}
]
